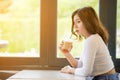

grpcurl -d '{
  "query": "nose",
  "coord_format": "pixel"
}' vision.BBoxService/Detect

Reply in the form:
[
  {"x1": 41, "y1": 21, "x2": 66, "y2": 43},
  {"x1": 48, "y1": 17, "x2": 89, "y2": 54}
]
[{"x1": 74, "y1": 24, "x2": 78, "y2": 29}]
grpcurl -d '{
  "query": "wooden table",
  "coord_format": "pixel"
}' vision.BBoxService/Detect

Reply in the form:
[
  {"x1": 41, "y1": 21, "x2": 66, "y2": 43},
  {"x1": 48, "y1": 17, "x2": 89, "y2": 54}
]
[{"x1": 7, "y1": 70, "x2": 93, "y2": 80}]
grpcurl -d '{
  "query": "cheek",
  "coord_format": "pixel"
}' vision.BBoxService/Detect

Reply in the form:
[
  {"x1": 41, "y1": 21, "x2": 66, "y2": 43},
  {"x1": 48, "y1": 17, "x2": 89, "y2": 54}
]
[
  {"x1": 78, "y1": 25, "x2": 84, "y2": 32},
  {"x1": 78, "y1": 25, "x2": 86, "y2": 34},
  {"x1": 79, "y1": 26, "x2": 83, "y2": 30}
]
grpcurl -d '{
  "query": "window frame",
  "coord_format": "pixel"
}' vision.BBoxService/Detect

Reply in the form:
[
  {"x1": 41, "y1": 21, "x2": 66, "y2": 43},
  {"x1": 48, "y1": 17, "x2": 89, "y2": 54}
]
[
  {"x1": 99, "y1": 0, "x2": 120, "y2": 72},
  {"x1": 0, "y1": 0, "x2": 119, "y2": 72},
  {"x1": 0, "y1": 0, "x2": 48, "y2": 70}
]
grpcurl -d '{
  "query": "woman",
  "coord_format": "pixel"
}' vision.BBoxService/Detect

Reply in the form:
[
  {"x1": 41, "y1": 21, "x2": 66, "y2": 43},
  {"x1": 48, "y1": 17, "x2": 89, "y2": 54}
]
[{"x1": 59, "y1": 6, "x2": 119, "y2": 80}]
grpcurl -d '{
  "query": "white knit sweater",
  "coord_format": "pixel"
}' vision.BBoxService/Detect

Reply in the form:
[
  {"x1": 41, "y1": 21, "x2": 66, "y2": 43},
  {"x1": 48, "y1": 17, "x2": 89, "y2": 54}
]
[{"x1": 75, "y1": 34, "x2": 114, "y2": 77}]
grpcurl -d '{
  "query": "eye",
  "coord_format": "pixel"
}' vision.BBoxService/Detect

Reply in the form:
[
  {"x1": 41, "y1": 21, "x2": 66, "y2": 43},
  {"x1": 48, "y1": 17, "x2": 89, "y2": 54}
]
[{"x1": 77, "y1": 20, "x2": 80, "y2": 23}]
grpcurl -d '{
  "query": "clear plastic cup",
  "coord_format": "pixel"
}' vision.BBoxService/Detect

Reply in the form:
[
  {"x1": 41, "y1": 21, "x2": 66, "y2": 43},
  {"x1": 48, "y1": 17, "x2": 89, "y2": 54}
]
[
  {"x1": 62, "y1": 39, "x2": 73, "y2": 51},
  {"x1": 62, "y1": 32, "x2": 74, "y2": 51}
]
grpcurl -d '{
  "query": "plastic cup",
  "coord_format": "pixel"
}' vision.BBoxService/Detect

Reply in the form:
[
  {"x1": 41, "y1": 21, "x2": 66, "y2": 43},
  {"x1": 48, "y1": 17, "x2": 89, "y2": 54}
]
[{"x1": 62, "y1": 39, "x2": 73, "y2": 51}]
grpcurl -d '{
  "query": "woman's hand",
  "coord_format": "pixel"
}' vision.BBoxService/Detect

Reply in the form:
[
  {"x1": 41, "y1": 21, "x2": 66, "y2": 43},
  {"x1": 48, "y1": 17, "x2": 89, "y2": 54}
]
[
  {"x1": 60, "y1": 65, "x2": 75, "y2": 74},
  {"x1": 59, "y1": 41, "x2": 73, "y2": 54}
]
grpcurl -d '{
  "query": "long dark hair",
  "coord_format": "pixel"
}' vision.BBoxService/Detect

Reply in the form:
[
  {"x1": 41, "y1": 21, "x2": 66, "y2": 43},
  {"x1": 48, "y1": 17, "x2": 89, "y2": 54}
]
[{"x1": 71, "y1": 6, "x2": 109, "y2": 44}]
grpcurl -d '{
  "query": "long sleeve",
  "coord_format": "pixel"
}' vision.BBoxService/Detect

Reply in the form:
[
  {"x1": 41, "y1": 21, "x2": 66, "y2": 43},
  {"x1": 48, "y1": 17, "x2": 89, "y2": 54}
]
[
  {"x1": 75, "y1": 34, "x2": 99, "y2": 76},
  {"x1": 74, "y1": 34, "x2": 114, "y2": 77}
]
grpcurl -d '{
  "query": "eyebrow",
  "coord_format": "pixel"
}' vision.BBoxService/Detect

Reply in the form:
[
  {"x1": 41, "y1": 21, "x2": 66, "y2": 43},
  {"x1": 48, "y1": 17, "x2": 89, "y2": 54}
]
[
  {"x1": 74, "y1": 18, "x2": 80, "y2": 21},
  {"x1": 75, "y1": 18, "x2": 80, "y2": 20}
]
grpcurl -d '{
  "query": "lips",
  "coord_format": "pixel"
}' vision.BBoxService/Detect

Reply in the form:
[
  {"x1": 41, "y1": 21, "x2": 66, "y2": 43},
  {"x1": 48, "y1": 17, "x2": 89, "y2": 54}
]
[{"x1": 75, "y1": 30, "x2": 79, "y2": 33}]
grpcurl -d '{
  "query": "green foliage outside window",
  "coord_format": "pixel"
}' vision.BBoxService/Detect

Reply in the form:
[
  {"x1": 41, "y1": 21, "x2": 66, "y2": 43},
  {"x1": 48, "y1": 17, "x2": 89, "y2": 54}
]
[{"x1": 0, "y1": 0, "x2": 40, "y2": 56}]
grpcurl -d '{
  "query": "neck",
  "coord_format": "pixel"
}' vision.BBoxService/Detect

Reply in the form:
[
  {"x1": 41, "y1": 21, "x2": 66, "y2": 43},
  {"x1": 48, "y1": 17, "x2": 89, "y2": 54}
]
[{"x1": 84, "y1": 33, "x2": 91, "y2": 39}]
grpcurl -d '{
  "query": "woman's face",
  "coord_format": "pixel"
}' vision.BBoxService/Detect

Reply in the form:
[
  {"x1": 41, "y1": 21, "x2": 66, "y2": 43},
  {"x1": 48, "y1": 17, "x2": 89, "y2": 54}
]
[{"x1": 73, "y1": 14, "x2": 88, "y2": 37}]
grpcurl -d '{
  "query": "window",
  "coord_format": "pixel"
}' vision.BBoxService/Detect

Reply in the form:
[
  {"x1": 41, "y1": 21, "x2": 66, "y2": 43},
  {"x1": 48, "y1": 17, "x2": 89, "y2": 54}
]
[
  {"x1": 0, "y1": 0, "x2": 40, "y2": 57},
  {"x1": 57, "y1": 0, "x2": 99, "y2": 58},
  {"x1": 1, "y1": 0, "x2": 119, "y2": 71},
  {"x1": 0, "y1": 0, "x2": 47, "y2": 70},
  {"x1": 116, "y1": 0, "x2": 120, "y2": 58},
  {"x1": 0, "y1": 0, "x2": 99, "y2": 70}
]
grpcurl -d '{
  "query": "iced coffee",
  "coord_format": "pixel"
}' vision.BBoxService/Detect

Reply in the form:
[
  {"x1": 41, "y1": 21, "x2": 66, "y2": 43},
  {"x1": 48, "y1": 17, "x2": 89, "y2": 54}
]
[{"x1": 62, "y1": 39, "x2": 73, "y2": 51}]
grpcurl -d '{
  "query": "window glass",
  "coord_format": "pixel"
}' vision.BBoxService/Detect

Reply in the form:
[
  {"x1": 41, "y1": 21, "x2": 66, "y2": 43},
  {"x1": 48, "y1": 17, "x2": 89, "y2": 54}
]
[
  {"x1": 116, "y1": 0, "x2": 120, "y2": 58},
  {"x1": 0, "y1": 0, "x2": 40, "y2": 57},
  {"x1": 57, "y1": 0, "x2": 99, "y2": 58}
]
